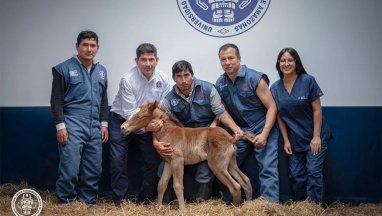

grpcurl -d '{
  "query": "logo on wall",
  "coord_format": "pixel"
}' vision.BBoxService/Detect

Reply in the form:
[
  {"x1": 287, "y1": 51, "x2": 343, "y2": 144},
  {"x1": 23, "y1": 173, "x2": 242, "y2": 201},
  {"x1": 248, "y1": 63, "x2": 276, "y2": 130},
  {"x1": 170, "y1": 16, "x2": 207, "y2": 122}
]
[
  {"x1": 176, "y1": 0, "x2": 271, "y2": 37},
  {"x1": 11, "y1": 189, "x2": 43, "y2": 216}
]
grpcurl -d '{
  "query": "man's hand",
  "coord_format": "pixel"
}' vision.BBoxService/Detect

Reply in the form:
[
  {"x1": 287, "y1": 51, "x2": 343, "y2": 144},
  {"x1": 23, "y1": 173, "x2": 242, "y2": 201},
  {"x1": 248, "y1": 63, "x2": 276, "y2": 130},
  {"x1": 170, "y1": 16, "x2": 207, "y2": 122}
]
[
  {"x1": 252, "y1": 133, "x2": 267, "y2": 148},
  {"x1": 144, "y1": 119, "x2": 164, "y2": 132},
  {"x1": 153, "y1": 140, "x2": 173, "y2": 157},
  {"x1": 101, "y1": 126, "x2": 109, "y2": 144},
  {"x1": 57, "y1": 128, "x2": 68, "y2": 145},
  {"x1": 233, "y1": 129, "x2": 244, "y2": 141}
]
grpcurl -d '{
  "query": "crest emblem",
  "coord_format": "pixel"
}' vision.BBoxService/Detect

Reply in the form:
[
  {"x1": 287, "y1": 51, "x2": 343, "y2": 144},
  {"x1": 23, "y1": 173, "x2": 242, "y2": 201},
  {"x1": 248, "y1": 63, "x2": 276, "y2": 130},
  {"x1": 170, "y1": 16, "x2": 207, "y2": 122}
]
[
  {"x1": 99, "y1": 70, "x2": 106, "y2": 79},
  {"x1": 177, "y1": 0, "x2": 271, "y2": 37},
  {"x1": 242, "y1": 84, "x2": 249, "y2": 91},
  {"x1": 12, "y1": 189, "x2": 43, "y2": 216},
  {"x1": 171, "y1": 99, "x2": 181, "y2": 106},
  {"x1": 156, "y1": 81, "x2": 162, "y2": 88}
]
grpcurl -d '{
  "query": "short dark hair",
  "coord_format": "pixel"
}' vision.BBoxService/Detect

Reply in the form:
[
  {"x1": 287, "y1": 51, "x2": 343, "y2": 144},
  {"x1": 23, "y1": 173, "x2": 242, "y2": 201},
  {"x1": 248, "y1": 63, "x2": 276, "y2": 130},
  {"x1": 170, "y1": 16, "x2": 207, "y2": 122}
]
[
  {"x1": 218, "y1": 43, "x2": 241, "y2": 59},
  {"x1": 76, "y1": 30, "x2": 98, "y2": 46},
  {"x1": 172, "y1": 60, "x2": 194, "y2": 78},
  {"x1": 275, "y1": 47, "x2": 307, "y2": 78},
  {"x1": 136, "y1": 43, "x2": 157, "y2": 59}
]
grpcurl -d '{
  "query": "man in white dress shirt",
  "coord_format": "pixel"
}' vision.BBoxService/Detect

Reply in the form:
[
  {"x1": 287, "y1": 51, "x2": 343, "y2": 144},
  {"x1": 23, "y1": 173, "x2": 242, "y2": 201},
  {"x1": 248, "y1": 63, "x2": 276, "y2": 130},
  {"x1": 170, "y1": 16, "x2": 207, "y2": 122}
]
[{"x1": 109, "y1": 43, "x2": 171, "y2": 206}]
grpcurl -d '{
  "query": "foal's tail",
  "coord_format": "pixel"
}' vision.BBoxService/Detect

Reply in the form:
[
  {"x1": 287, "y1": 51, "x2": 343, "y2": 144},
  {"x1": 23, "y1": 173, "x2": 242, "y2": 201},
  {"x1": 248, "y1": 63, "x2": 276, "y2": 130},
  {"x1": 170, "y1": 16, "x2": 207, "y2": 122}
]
[{"x1": 233, "y1": 131, "x2": 258, "y2": 143}]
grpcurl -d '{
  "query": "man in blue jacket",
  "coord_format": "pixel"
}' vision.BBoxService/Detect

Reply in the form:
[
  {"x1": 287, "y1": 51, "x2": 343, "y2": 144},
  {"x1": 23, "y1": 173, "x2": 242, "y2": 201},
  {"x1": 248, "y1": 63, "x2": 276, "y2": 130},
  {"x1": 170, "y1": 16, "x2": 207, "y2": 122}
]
[
  {"x1": 50, "y1": 31, "x2": 109, "y2": 204},
  {"x1": 216, "y1": 43, "x2": 279, "y2": 202}
]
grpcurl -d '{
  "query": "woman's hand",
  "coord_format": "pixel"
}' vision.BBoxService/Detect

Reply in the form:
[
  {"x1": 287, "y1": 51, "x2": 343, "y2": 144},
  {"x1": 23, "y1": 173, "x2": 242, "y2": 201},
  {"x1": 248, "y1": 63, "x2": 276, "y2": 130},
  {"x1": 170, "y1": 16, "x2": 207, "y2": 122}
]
[{"x1": 310, "y1": 136, "x2": 321, "y2": 155}]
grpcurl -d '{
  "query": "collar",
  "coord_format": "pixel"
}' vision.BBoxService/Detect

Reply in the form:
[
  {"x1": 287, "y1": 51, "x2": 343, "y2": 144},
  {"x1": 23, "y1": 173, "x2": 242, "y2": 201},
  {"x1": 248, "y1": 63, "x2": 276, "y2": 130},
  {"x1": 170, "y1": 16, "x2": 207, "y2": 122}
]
[
  {"x1": 73, "y1": 55, "x2": 98, "y2": 69},
  {"x1": 137, "y1": 66, "x2": 156, "y2": 82}
]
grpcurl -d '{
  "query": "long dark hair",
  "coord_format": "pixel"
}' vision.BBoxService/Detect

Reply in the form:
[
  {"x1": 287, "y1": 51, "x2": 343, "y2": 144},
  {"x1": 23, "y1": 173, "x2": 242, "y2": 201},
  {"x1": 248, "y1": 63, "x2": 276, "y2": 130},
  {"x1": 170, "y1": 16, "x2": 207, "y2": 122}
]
[{"x1": 275, "y1": 47, "x2": 307, "y2": 78}]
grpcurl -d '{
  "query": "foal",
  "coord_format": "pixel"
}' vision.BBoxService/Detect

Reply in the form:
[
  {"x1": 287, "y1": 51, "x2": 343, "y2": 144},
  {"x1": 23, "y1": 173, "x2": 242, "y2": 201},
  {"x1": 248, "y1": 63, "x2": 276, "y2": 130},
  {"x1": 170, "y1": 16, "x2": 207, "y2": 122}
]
[{"x1": 121, "y1": 101, "x2": 253, "y2": 210}]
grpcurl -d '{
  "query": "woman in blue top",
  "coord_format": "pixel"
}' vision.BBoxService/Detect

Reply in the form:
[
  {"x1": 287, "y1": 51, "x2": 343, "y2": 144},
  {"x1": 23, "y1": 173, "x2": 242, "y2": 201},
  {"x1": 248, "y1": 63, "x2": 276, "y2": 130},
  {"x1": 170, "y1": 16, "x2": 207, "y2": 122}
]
[{"x1": 270, "y1": 48, "x2": 332, "y2": 204}]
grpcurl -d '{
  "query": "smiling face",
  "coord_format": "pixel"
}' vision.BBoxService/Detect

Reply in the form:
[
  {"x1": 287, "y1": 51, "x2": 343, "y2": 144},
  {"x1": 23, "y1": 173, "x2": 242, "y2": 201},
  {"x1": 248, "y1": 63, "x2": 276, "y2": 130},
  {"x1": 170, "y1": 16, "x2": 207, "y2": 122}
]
[
  {"x1": 278, "y1": 52, "x2": 297, "y2": 77},
  {"x1": 219, "y1": 47, "x2": 241, "y2": 80}
]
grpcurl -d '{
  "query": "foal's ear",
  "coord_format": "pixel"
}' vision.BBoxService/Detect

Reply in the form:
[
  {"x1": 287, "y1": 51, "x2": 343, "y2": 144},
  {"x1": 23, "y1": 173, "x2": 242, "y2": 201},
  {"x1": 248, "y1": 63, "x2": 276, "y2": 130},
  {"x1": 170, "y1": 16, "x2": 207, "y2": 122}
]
[
  {"x1": 148, "y1": 101, "x2": 158, "y2": 112},
  {"x1": 153, "y1": 100, "x2": 159, "y2": 108}
]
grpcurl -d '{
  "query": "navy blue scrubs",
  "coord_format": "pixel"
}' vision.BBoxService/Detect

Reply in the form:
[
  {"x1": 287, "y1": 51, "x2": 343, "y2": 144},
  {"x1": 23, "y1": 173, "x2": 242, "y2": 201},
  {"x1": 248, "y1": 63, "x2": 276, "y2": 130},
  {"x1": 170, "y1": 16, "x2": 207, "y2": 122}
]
[{"x1": 271, "y1": 73, "x2": 332, "y2": 203}]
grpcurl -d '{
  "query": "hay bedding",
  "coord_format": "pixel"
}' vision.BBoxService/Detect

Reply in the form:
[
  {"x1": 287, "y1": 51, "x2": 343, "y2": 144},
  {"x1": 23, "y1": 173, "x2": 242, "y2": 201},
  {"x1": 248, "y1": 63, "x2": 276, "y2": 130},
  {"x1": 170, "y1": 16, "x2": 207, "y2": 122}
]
[{"x1": 1, "y1": 183, "x2": 381, "y2": 216}]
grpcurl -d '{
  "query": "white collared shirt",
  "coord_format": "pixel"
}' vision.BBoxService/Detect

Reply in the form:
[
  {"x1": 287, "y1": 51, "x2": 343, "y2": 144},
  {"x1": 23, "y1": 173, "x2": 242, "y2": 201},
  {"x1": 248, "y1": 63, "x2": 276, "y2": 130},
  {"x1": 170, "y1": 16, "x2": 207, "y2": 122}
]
[{"x1": 110, "y1": 65, "x2": 171, "y2": 119}]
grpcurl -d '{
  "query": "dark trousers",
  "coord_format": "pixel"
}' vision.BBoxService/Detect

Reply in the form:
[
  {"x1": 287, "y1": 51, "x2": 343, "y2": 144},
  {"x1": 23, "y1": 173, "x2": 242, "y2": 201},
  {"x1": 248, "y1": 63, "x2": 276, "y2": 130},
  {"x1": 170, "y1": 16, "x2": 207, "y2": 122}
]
[
  {"x1": 109, "y1": 113, "x2": 161, "y2": 202},
  {"x1": 289, "y1": 142, "x2": 328, "y2": 203}
]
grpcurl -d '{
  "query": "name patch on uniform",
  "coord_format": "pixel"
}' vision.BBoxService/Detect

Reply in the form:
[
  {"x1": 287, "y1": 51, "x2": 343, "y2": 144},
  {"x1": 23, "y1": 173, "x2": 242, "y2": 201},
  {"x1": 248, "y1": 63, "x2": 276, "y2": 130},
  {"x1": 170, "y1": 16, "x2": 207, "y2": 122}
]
[
  {"x1": 171, "y1": 99, "x2": 181, "y2": 106},
  {"x1": 218, "y1": 83, "x2": 227, "y2": 91},
  {"x1": 69, "y1": 70, "x2": 78, "y2": 77},
  {"x1": 99, "y1": 70, "x2": 106, "y2": 79},
  {"x1": 298, "y1": 96, "x2": 308, "y2": 100}
]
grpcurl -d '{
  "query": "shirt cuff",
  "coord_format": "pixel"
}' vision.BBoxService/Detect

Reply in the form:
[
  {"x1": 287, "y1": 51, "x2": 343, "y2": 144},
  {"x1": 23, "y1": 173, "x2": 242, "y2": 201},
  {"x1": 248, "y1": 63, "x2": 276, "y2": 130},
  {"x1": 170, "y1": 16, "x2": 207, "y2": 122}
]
[
  {"x1": 101, "y1": 121, "x2": 108, "y2": 127},
  {"x1": 56, "y1": 123, "x2": 66, "y2": 131}
]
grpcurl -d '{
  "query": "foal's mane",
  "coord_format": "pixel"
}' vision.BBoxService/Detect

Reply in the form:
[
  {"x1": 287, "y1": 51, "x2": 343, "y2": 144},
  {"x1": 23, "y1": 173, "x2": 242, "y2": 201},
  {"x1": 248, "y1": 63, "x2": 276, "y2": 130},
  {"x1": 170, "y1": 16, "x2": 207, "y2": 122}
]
[{"x1": 156, "y1": 106, "x2": 184, "y2": 128}]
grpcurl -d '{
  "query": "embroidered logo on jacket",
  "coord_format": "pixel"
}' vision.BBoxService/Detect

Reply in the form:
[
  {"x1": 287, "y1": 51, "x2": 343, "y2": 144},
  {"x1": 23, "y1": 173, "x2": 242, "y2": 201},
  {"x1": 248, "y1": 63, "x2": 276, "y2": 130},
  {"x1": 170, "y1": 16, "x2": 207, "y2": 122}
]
[
  {"x1": 241, "y1": 84, "x2": 249, "y2": 91},
  {"x1": 99, "y1": 70, "x2": 106, "y2": 79},
  {"x1": 156, "y1": 81, "x2": 162, "y2": 88},
  {"x1": 69, "y1": 70, "x2": 78, "y2": 77},
  {"x1": 171, "y1": 99, "x2": 181, "y2": 106},
  {"x1": 196, "y1": 90, "x2": 204, "y2": 98},
  {"x1": 218, "y1": 83, "x2": 227, "y2": 91}
]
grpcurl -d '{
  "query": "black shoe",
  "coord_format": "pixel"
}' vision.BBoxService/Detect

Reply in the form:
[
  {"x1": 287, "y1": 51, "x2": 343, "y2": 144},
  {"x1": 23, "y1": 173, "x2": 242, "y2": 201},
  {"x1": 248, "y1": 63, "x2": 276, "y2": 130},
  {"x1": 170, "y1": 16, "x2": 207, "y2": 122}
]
[
  {"x1": 114, "y1": 199, "x2": 126, "y2": 207},
  {"x1": 195, "y1": 182, "x2": 212, "y2": 202}
]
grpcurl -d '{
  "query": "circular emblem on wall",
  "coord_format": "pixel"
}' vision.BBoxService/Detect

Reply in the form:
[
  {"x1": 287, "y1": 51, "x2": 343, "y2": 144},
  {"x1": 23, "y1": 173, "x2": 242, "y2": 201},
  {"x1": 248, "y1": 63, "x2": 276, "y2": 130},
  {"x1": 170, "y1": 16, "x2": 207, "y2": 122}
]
[
  {"x1": 11, "y1": 189, "x2": 43, "y2": 216},
  {"x1": 176, "y1": 0, "x2": 271, "y2": 37}
]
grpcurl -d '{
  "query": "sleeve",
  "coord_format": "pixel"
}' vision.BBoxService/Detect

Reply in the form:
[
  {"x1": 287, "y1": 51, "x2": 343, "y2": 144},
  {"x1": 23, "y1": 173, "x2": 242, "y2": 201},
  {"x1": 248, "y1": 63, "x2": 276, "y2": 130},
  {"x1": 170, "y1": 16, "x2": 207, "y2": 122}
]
[
  {"x1": 120, "y1": 77, "x2": 140, "y2": 119},
  {"x1": 100, "y1": 74, "x2": 109, "y2": 126},
  {"x1": 309, "y1": 76, "x2": 324, "y2": 102},
  {"x1": 159, "y1": 98, "x2": 171, "y2": 113},
  {"x1": 215, "y1": 78, "x2": 224, "y2": 98},
  {"x1": 50, "y1": 67, "x2": 65, "y2": 129},
  {"x1": 210, "y1": 86, "x2": 225, "y2": 117},
  {"x1": 160, "y1": 76, "x2": 172, "y2": 101}
]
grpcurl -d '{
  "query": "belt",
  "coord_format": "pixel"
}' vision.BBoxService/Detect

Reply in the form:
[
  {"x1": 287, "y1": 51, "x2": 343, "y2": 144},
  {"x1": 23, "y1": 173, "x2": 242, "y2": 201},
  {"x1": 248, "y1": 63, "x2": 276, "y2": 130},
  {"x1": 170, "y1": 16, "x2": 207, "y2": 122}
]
[{"x1": 112, "y1": 112, "x2": 125, "y2": 121}]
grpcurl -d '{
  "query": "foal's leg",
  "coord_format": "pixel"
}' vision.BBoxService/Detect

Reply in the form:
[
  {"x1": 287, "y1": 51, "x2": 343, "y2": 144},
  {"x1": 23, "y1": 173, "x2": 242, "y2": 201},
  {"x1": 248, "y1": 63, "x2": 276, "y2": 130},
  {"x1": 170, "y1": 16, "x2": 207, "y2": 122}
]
[
  {"x1": 228, "y1": 154, "x2": 253, "y2": 201},
  {"x1": 157, "y1": 162, "x2": 172, "y2": 205},
  {"x1": 208, "y1": 158, "x2": 242, "y2": 206},
  {"x1": 171, "y1": 157, "x2": 186, "y2": 211}
]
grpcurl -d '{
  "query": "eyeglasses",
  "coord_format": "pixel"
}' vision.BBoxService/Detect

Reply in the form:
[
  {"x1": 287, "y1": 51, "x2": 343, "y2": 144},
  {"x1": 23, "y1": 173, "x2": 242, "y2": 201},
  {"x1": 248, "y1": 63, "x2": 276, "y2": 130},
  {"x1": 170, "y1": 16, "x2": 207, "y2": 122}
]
[{"x1": 279, "y1": 59, "x2": 295, "y2": 65}]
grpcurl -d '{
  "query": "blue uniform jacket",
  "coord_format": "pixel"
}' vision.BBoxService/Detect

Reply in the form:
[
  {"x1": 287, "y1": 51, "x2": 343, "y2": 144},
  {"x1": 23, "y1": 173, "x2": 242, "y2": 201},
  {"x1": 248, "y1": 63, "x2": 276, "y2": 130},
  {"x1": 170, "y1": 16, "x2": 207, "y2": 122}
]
[
  {"x1": 216, "y1": 65, "x2": 268, "y2": 134},
  {"x1": 165, "y1": 79, "x2": 215, "y2": 128}
]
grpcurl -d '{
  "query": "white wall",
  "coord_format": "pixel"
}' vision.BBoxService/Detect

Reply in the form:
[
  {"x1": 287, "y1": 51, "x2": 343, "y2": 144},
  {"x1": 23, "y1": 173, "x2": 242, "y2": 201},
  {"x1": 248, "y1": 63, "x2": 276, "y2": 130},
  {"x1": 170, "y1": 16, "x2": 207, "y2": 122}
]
[{"x1": 0, "y1": 0, "x2": 381, "y2": 106}]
